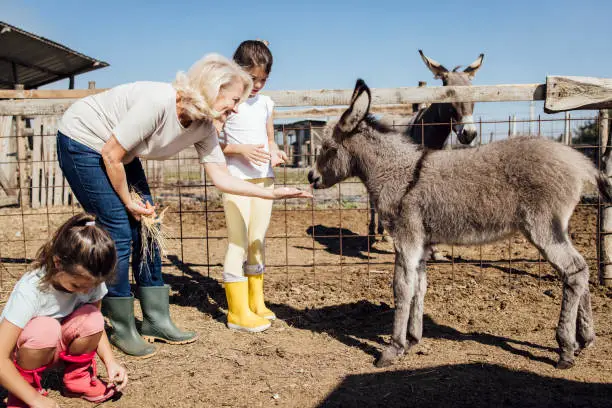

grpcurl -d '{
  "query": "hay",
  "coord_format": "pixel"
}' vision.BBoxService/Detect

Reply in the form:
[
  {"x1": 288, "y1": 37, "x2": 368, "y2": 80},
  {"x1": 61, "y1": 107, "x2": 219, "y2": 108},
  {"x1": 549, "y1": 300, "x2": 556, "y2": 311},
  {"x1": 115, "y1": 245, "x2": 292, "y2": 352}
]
[{"x1": 130, "y1": 190, "x2": 169, "y2": 262}]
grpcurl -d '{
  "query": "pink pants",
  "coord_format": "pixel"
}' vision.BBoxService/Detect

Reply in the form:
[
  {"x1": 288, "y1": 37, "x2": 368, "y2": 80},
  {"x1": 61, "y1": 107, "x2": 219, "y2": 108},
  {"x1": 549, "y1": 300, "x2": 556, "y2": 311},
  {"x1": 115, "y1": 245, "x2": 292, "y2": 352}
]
[{"x1": 15, "y1": 304, "x2": 104, "y2": 363}]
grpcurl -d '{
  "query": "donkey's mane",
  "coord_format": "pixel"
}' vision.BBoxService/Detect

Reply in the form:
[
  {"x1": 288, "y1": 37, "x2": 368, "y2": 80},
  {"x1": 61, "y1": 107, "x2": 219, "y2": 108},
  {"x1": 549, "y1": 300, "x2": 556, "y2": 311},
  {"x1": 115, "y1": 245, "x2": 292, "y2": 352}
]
[{"x1": 364, "y1": 114, "x2": 395, "y2": 134}]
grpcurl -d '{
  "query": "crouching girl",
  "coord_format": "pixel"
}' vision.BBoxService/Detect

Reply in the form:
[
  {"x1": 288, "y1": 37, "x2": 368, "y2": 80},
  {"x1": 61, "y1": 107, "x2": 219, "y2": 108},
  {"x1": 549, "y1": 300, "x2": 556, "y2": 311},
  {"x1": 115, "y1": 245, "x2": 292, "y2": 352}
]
[{"x1": 0, "y1": 213, "x2": 127, "y2": 407}]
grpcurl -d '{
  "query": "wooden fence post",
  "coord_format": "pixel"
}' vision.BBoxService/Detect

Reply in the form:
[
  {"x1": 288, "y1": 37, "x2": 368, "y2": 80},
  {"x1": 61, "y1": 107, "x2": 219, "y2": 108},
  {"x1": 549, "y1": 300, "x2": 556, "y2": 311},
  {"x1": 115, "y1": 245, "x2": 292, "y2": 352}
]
[
  {"x1": 563, "y1": 112, "x2": 571, "y2": 145},
  {"x1": 599, "y1": 109, "x2": 612, "y2": 287},
  {"x1": 15, "y1": 84, "x2": 29, "y2": 207},
  {"x1": 30, "y1": 117, "x2": 42, "y2": 208},
  {"x1": 308, "y1": 122, "x2": 314, "y2": 167}
]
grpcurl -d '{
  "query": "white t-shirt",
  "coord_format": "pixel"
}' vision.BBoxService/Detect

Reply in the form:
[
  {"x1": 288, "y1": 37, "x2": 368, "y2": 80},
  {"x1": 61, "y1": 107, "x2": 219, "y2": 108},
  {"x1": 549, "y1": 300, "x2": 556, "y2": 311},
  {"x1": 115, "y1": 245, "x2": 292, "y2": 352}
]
[
  {"x1": 221, "y1": 94, "x2": 275, "y2": 179},
  {"x1": 0, "y1": 268, "x2": 107, "y2": 329},
  {"x1": 58, "y1": 81, "x2": 225, "y2": 164}
]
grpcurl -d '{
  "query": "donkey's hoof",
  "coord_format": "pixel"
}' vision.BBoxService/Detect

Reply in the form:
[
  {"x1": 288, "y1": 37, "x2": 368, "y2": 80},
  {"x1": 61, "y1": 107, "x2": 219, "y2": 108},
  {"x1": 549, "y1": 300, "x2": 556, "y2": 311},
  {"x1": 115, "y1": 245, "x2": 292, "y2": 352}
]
[
  {"x1": 556, "y1": 358, "x2": 575, "y2": 370},
  {"x1": 575, "y1": 338, "x2": 595, "y2": 356},
  {"x1": 374, "y1": 355, "x2": 394, "y2": 368},
  {"x1": 375, "y1": 345, "x2": 403, "y2": 368}
]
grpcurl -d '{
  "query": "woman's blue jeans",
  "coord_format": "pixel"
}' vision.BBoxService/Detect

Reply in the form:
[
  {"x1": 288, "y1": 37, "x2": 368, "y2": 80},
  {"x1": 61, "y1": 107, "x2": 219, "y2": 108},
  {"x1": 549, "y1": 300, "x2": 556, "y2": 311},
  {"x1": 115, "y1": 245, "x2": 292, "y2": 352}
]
[{"x1": 56, "y1": 131, "x2": 163, "y2": 297}]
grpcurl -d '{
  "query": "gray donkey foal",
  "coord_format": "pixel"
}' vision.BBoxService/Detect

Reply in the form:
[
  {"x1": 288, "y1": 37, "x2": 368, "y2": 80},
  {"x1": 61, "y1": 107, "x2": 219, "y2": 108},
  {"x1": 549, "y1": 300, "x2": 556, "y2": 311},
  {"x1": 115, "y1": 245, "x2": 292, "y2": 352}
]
[{"x1": 308, "y1": 79, "x2": 609, "y2": 369}]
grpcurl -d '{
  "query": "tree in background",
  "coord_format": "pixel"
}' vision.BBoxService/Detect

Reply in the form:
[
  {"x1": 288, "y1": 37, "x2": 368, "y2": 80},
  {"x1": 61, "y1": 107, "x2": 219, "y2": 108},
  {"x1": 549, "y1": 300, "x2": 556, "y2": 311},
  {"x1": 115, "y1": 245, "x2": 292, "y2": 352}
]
[{"x1": 572, "y1": 120, "x2": 599, "y2": 165}]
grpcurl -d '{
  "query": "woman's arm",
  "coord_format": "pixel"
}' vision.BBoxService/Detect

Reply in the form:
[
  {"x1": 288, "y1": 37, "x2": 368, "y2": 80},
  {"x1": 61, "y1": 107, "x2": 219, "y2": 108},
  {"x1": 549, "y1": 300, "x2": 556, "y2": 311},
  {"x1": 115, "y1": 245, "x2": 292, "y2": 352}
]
[
  {"x1": 0, "y1": 319, "x2": 58, "y2": 407},
  {"x1": 100, "y1": 135, "x2": 154, "y2": 221},
  {"x1": 204, "y1": 162, "x2": 311, "y2": 199}
]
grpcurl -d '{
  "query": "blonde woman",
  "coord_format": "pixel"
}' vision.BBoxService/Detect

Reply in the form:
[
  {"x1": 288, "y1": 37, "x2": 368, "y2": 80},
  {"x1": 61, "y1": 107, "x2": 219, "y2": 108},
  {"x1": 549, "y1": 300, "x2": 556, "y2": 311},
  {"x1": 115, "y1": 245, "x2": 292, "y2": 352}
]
[{"x1": 57, "y1": 54, "x2": 311, "y2": 358}]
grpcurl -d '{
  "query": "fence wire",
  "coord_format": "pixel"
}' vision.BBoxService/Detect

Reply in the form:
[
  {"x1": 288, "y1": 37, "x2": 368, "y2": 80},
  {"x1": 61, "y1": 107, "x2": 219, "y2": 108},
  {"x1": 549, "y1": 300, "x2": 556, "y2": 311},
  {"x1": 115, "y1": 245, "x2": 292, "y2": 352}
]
[{"x1": 0, "y1": 113, "x2": 608, "y2": 295}]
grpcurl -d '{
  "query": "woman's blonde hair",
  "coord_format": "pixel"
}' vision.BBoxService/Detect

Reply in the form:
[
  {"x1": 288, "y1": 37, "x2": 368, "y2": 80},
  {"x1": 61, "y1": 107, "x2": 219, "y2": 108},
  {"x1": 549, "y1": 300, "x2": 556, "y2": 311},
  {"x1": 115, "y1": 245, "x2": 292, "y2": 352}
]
[{"x1": 173, "y1": 53, "x2": 253, "y2": 121}]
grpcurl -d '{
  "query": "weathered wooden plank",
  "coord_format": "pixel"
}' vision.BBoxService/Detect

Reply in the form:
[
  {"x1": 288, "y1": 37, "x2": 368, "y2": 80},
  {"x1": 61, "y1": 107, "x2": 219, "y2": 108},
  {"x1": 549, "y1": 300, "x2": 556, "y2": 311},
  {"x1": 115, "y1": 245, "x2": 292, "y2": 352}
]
[
  {"x1": 50, "y1": 117, "x2": 63, "y2": 206},
  {"x1": 545, "y1": 76, "x2": 612, "y2": 113},
  {"x1": 0, "y1": 195, "x2": 19, "y2": 207},
  {"x1": 0, "y1": 99, "x2": 75, "y2": 116},
  {"x1": 0, "y1": 83, "x2": 546, "y2": 104},
  {"x1": 0, "y1": 168, "x2": 15, "y2": 195},
  {"x1": 44, "y1": 117, "x2": 53, "y2": 207},
  {"x1": 0, "y1": 83, "x2": 547, "y2": 116},
  {"x1": 0, "y1": 89, "x2": 106, "y2": 99},
  {"x1": 30, "y1": 118, "x2": 42, "y2": 208},
  {"x1": 276, "y1": 104, "x2": 414, "y2": 119},
  {"x1": 0, "y1": 117, "x2": 17, "y2": 196},
  {"x1": 15, "y1": 95, "x2": 29, "y2": 207},
  {"x1": 267, "y1": 84, "x2": 546, "y2": 106},
  {"x1": 600, "y1": 109, "x2": 612, "y2": 287},
  {"x1": 63, "y1": 168, "x2": 71, "y2": 205}
]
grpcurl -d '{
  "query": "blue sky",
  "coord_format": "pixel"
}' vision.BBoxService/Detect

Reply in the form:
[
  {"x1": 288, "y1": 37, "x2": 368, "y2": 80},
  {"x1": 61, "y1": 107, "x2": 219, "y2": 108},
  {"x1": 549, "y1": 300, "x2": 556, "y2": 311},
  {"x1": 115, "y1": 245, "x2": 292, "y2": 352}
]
[{"x1": 3, "y1": 0, "x2": 611, "y2": 131}]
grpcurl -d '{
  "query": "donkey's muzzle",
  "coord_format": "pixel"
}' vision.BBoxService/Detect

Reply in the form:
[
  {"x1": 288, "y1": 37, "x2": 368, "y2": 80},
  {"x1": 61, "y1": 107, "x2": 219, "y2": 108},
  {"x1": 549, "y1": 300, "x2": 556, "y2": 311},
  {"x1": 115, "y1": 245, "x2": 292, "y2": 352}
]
[
  {"x1": 307, "y1": 169, "x2": 323, "y2": 189},
  {"x1": 458, "y1": 128, "x2": 477, "y2": 145}
]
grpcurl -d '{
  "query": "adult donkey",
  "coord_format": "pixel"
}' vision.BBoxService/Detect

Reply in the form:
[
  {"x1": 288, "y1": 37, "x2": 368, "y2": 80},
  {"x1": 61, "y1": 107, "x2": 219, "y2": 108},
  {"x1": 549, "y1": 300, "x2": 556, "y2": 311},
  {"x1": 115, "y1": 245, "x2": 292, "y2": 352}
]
[
  {"x1": 309, "y1": 79, "x2": 607, "y2": 369},
  {"x1": 369, "y1": 50, "x2": 484, "y2": 243}
]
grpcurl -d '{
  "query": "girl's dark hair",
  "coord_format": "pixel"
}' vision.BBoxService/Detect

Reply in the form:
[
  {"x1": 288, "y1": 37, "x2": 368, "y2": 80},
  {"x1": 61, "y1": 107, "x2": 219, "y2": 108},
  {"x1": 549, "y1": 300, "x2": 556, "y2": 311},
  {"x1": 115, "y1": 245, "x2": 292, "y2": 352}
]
[
  {"x1": 33, "y1": 213, "x2": 116, "y2": 289},
  {"x1": 233, "y1": 40, "x2": 273, "y2": 74}
]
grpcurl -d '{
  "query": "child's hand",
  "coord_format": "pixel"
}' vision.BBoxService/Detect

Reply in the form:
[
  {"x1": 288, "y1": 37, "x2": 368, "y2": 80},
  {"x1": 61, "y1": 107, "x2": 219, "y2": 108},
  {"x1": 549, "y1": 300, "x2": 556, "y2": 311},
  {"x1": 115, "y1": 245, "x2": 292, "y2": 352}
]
[
  {"x1": 240, "y1": 144, "x2": 270, "y2": 166},
  {"x1": 31, "y1": 395, "x2": 59, "y2": 408},
  {"x1": 270, "y1": 145, "x2": 288, "y2": 167},
  {"x1": 105, "y1": 359, "x2": 128, "y2": 392}
]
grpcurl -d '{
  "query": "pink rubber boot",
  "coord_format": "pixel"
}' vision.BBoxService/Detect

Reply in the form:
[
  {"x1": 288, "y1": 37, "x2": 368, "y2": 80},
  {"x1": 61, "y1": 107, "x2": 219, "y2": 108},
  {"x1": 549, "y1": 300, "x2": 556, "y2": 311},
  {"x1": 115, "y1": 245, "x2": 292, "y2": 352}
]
[
  {"x1": 7, "y1": 361, "x2": 49, "y2": 408},
  {"x1": 59, "y1": 351, "x2": 115, "y2": 402}
]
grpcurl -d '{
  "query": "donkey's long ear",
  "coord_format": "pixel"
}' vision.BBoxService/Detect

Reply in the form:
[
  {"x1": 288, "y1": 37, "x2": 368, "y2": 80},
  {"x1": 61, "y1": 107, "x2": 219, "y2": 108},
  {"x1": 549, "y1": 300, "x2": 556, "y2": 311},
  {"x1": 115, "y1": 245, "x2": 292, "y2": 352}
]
[
  {"x1": 463, "y1": 53, "x2": 484, "y2": 78},
  {"x1": 419, "y1": 50, "x2": 448, "y2": 79},
  {"x1": 337, "y1": 79, "x2": 371, "y2": 134}
]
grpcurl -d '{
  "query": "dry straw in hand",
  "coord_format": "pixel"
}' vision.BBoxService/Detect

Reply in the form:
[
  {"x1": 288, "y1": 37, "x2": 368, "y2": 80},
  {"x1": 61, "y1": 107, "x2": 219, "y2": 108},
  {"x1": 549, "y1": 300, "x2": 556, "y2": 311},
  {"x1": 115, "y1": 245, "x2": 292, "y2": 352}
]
[{"x1": 130, "y1": 190, "x2": 169, "y2": 262}]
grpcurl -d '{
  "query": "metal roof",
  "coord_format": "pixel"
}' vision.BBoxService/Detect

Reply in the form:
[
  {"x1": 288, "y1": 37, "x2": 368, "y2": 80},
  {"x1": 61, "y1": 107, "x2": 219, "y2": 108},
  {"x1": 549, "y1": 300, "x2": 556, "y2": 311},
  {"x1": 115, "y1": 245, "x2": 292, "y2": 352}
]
[{"x1": 0, "y1": 21, "x2": 109, "y2": 90}]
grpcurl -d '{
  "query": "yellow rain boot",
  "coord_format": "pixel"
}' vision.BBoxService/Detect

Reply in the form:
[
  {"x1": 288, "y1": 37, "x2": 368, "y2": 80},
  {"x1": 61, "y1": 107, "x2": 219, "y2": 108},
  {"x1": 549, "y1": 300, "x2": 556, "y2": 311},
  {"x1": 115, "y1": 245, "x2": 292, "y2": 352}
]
[
  {"x1": 225, "y1": 280, "x2": 271, "y2": 332},
  {"x1": 248, "y1": 273, "x2": 276, "y2": 320}
]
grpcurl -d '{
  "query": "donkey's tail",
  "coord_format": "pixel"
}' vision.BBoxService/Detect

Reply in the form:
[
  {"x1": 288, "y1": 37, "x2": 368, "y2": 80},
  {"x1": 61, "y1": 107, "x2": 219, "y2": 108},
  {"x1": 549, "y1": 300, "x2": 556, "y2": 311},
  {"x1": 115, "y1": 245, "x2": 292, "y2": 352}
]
[{"x1": 596, "y1": 173, "x2": 612, "y2": 203}]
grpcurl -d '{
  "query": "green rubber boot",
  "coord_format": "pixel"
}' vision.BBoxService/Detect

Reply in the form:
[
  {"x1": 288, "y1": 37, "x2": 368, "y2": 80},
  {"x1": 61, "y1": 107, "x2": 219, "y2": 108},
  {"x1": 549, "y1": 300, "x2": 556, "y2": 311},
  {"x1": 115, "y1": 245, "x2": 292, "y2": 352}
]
[
  {"x1": 101, "y1": 296, "x2": 157, "y2": 358},
  {"x1": 139, "y1": 285, "x2": 198, "y2": 344}
]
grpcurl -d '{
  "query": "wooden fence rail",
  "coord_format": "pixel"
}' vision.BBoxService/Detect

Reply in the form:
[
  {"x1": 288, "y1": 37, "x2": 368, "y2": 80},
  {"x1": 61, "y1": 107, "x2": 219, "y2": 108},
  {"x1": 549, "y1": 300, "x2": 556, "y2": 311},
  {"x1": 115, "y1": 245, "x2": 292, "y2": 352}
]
[{"x1": 0, "y1": 83, "x2": 547, "y2": 116}]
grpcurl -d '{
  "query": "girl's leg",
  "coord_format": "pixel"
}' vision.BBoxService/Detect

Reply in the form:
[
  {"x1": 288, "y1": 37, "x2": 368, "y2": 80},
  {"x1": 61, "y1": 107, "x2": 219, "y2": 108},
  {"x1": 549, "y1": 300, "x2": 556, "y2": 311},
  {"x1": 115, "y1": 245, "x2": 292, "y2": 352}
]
[
  {"x1": 223, "y1": 191, "x2": 250, "y2": 283},
  {"x1": 15, "y1": 317, "x2": 61, "y2": 368},
  {"x1": 245, "y1": 178, "x2": 275, "y2": 320},
  {"x1": 59, "y1": 304, "x2": 115, "y2": 403},
  {"x1": 60, "y1": 304, "x2": 104, "y2": 354},
  {"x1": 246, "y1": 178, "x2": 274, "y2": 267},
  {"x1": 8, "y1": 318, "x2": 61, "y2": 407},
  {"x1": 222, "y1": 190, "x2": 270, "y2": 332}
]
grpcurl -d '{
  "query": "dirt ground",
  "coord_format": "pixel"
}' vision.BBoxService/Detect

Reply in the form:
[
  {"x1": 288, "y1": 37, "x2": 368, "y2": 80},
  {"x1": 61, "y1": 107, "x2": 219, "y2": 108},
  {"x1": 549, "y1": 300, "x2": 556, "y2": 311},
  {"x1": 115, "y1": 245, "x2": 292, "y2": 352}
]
[{"x1": 1, "y1": 202, "x2": 611, "y2": 407}]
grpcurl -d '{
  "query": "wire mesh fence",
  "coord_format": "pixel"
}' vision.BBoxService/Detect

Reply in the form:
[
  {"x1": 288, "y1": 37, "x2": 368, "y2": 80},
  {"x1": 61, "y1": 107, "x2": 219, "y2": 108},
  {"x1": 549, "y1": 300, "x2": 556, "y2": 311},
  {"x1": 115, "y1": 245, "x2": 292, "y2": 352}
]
[{"x1": 0, "y1": 112, "x2": 607, "y2": 296}]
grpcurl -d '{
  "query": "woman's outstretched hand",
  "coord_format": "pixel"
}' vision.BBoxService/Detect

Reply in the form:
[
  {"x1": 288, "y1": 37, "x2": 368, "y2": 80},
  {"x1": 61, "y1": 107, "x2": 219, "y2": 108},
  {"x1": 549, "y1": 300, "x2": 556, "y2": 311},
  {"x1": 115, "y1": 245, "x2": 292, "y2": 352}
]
[{"x1": 272, "y1": 187, "x2": 313, "y2": 199}]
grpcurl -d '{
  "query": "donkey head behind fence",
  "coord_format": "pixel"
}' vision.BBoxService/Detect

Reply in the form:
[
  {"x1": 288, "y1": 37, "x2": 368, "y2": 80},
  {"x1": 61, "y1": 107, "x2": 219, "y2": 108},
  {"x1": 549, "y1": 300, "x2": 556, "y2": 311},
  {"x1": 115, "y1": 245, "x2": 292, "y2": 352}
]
[
  {"x1": 408, "y1": 50, "x2": 484, "y2": 147},
  {"x1": 308, "y1": 78, "x2": 609, "y2": 370}
]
